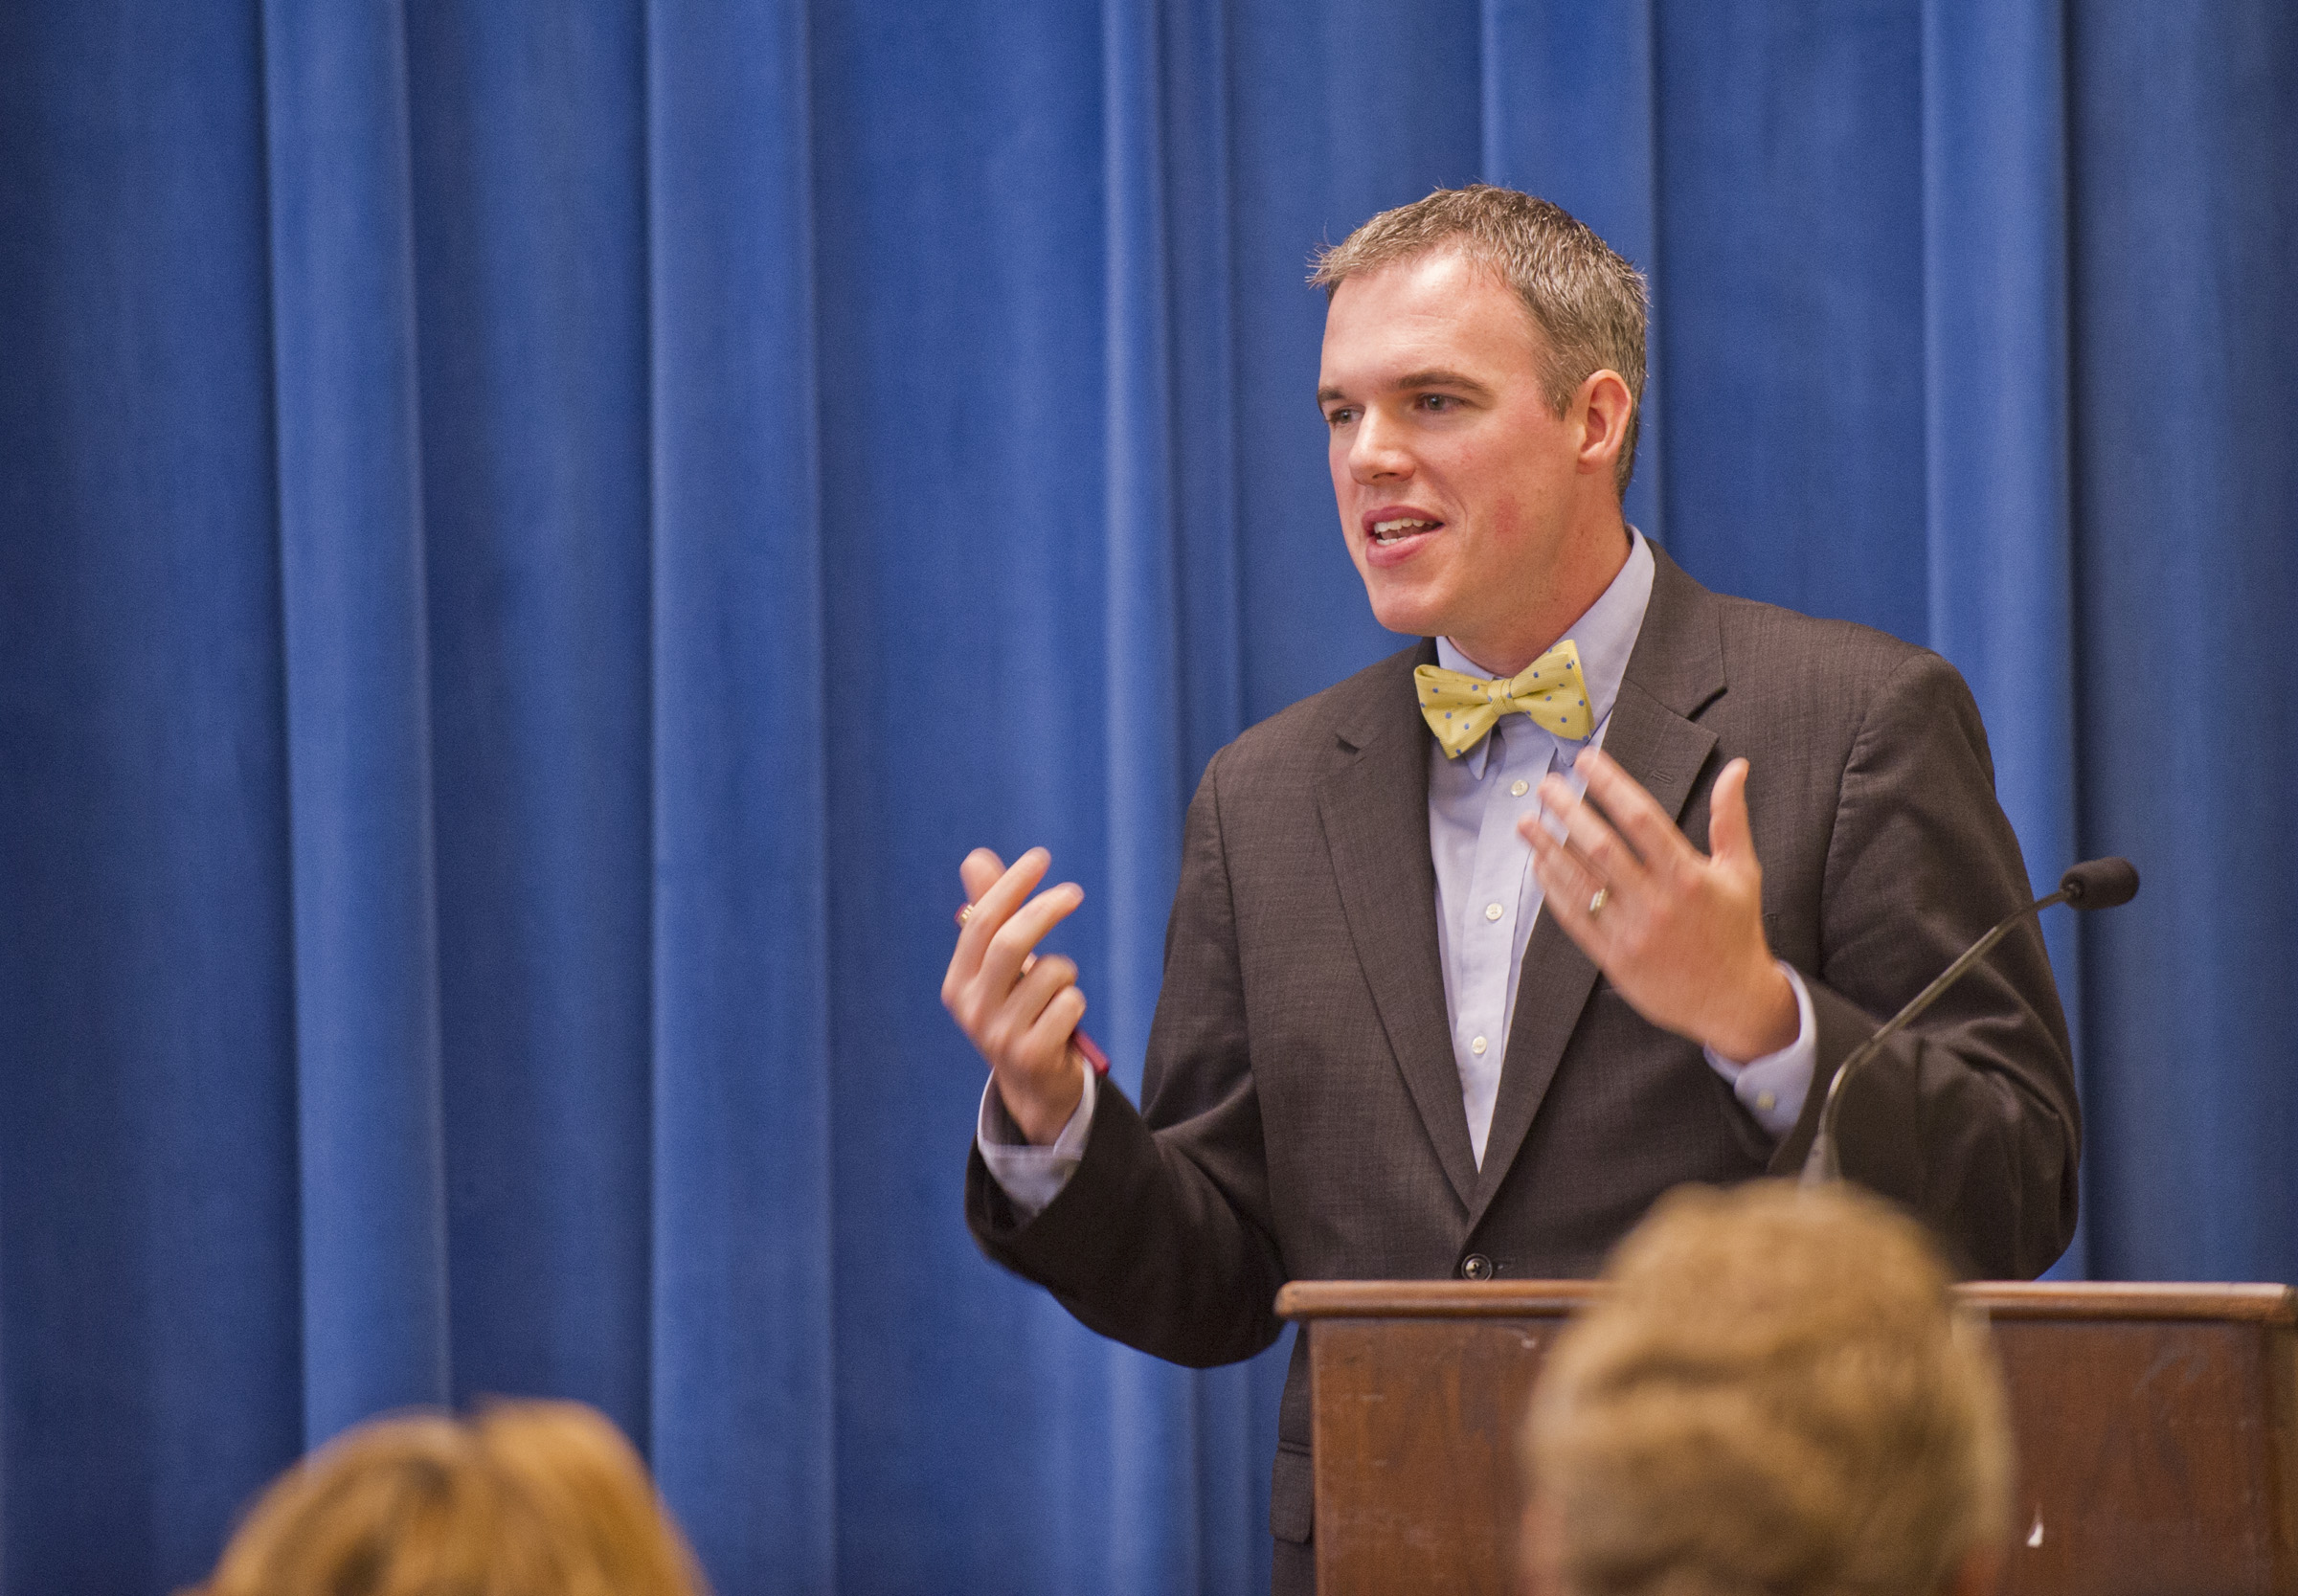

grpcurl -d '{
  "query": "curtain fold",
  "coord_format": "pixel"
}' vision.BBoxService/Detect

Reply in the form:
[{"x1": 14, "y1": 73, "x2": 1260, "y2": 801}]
[
  {"x1": 645, "y1": 1, "x2": 836, "y2": 1587},
  {"x1": 1652, "y1": 0, "x2": 1930, "y2": 634},
  {"x1": 1100, "y1": 1, "x2": 1212, "y2": 1587},
  {"x1": 1917, "y1": 0, "x2": 2084, "y2": 1270},
  {"x1": 1480, "y1": 0, "x2": 1660, "y2": 537},
  {"x1": 402, "y1": 0, "x2": 656, "y2": 1447},
  {"x1": 259, "y1": 0, "x2": 454, "y2": 1442},
  {"x1": 2067, "y1": 0, "x2": 2298, "y2": 1280},
  {"x1": 0, "y1": 9, "x2": 304, "y2": 1587},
  {"x1": 2, "y1": 3, "x2": 2294, "y2": 1592}
]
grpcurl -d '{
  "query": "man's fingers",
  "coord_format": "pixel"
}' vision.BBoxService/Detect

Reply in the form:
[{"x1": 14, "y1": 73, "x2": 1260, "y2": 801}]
[
  {"x1": 945, "y1": 847, "x2": 1051, "y2": 1021},
  {"x1": 959, "y1": 848, "x2": 1006, "y2": 907},
  {"x1": 945, "y1": 848, "x2": 1014, "y2": 1012},
  {"x1": 1023, "y1": 985, "x2": 1090, "y2": 1069},
  {"x1": 1526, "y1": 821, "x2": 1613, "y2": 950},
  {"x1": 942, "y1": 850, "x2": 1093, "y2": 1142},
  {"x1": 952, "y1": 847, "x2": 1049, "y2": 976},
  {"x1": 1536, "y1": 773, "x2": 1650, "y2": 894},
  {"x1": 1708, "y1": 758, "x2": 1757, "y2": 872},
  {"x1": 1523, "y1": 815, "x2": 1596, "y2": 910},
  {"x1": 1011, "y1": 959, "x2": 1080, "y2": 1046},
  {"x1": 979, "y1": 880, "x2": 1085, "y2": 997},
  {"x1": 968, "y1": 848, "x2": 1048, "y2": 938},
  {"x1": 1572, "y1": 747, "x2": 1692, "y2": 868},
  {"x1": 981, "y1": 952, "x2": 1078, "y2": 1056},
  {"x1": 1006, "y1": 954, "x2": 1080, "y2": 1027}
]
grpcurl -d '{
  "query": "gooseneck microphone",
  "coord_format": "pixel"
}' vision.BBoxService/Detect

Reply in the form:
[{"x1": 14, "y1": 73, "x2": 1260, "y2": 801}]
[{"x1": 1800, "y1": 857, "x2": 2138, "y2": 1186}]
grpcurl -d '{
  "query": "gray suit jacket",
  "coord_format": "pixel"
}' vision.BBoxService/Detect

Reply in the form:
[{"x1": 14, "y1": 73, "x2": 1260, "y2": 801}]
[{"x1": 966, "y1": 546, "x2": 2078, "y2": 1555}]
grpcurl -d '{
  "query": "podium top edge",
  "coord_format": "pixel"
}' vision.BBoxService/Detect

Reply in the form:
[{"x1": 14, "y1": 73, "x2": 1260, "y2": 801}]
[
  {"x1": 1274, "y1": 1279, "x2": 2296, "y2": 1325},
  {"x1": 1275, "y1": 1281, "x2": 1602, "y2": 1320},
  {"x1": 1958, "y1": 1281, "x2": 2295, "y2": 1322}
]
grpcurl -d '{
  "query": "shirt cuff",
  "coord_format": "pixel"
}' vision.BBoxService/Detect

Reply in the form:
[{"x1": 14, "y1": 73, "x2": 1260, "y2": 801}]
[
  {"x1": 1702, "y1": 962, "x2": 1817, "y2": 1139},
  {"x1": 975, "y1": 1065, "x2": 1096, "y2": 1221}
]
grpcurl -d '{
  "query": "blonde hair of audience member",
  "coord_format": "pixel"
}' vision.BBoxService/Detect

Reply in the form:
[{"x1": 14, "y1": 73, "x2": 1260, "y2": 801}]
[
  {"x1": 194, "y1": 1399, "x2": 706, "y2": 1596},
  {"x1": 1521, "y1": 1181, "x2": 2013, "y2": 1596}
]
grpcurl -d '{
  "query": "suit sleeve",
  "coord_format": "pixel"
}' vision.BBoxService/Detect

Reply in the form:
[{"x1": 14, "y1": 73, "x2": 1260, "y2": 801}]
[
  {"x1": 964, "y1": 745, "x2": 1288, "y2": 1367},
  {"x1": 1766, "y1": 650, "x2": 2081, "y2": 1279}
]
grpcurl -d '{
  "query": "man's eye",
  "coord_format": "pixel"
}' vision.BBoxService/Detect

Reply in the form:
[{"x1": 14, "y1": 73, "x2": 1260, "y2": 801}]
[
  {"x1": 1419, "y1": 393, "x2": 1457, "y2": 413},
  {"x1": 1324, "y1": 407, "x2": 1357, "y2": 425}
]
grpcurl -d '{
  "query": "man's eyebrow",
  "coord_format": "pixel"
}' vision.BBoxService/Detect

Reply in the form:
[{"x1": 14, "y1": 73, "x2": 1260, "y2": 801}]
[
  {"x1": 1393, "y1": 368, "x2": 1495, "y2": 397},
  {"x1": 1316, "y1": 370, "x2": 1497, "y2": 410}
]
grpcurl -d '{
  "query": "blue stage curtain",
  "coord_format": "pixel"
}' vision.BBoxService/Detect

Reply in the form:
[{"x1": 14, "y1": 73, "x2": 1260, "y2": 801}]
[{"x1": 1, "y1": 1, "x2": 2292, "y2": 1590}]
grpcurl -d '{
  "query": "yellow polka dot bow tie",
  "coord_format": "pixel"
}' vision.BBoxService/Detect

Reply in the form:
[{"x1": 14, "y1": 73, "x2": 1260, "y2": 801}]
[{"x1": 1414, "y1": 640, "x2": 1593, "y2": 758}]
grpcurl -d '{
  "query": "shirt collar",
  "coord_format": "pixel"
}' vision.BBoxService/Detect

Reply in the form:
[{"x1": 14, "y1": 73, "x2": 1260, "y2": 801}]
[{"x1": 1433, "y1": 527, "x2": 1657, "y2": 776}]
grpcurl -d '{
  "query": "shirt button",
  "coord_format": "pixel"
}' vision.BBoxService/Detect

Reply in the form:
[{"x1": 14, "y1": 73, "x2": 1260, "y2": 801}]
[
  {"x1": 1460, "y1": 1253, "x2": 1495, "y2": 1280},
  {"x1": 1484, "y1": 902, "x2": 1503, "y2": 922},
  {"x1": 1471, "y1": 1035, "x2": 1488, "y2": 1055},
  {"x1": 1511, "y1": 778, "x2": 1529, "y2": 797},
  {"x1": 1756, "y1": 1090, "x2": 1778, "y2": 1113}
]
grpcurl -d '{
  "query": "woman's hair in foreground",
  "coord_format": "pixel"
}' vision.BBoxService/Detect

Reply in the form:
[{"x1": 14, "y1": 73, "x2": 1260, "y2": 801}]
[
  {"x1": 1524, "y1": 1180, "x2": 2013, "y2": 1596},
  {"x1": 193, "y1": 1399, "x2": 706, "y2": 1596}
]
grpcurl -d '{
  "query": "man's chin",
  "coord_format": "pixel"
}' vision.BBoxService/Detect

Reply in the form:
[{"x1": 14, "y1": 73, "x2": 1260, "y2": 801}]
[{"x1": 1363, "y1": 590, "x2": 1451, "y2": 641}]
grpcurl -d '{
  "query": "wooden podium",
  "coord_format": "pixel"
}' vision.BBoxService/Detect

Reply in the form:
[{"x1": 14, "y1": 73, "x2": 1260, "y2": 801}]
[{"x1": 1276, "y1": 1280, "x2": 2298, "y2": 1595}]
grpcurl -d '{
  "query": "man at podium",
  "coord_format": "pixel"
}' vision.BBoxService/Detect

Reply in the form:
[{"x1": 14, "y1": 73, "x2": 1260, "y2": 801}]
[{"x1": 943, "y1": 185, "x2": 2076, "y2": 1593}]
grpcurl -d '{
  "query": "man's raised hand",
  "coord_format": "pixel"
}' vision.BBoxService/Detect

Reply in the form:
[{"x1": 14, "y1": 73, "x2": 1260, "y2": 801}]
[
  {"x1": 942, "y1": 847, "x2": 1091, "y2": 1144},
  {"x1": 1517, "y1": 748, "x2": 1797, "y2": 1064}
]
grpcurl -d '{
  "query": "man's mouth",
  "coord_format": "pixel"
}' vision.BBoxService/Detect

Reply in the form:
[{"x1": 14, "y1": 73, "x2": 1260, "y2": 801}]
[{"x1": 1369, "y1": 516, "x2": 1442, "y2": 545}]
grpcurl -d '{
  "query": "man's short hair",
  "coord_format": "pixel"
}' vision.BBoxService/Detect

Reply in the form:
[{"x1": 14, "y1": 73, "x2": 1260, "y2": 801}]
[
  {"x1": 1522, "y1": 1181, "x2": 2014, "y2": 1596},
  {"x1": 1309, "y1": 185, "x2": 1649, "y2": 498}
]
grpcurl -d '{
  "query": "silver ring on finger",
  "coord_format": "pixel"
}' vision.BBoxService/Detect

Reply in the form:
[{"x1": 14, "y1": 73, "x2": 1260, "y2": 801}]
[{"x1": 1588, "y1": 886, "x2": 1610, "y2": 918}]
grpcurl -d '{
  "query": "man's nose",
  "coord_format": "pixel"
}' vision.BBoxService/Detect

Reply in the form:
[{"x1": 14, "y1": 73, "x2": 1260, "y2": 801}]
[{"x1": 1348, "y1": 409, "x2": 1413, "y2": 483}]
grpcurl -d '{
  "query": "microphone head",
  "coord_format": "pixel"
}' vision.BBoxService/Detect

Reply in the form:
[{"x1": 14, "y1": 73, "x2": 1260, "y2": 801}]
[{"x1": 2060, "y1": 856, "x2": 2139, "y2": 910}]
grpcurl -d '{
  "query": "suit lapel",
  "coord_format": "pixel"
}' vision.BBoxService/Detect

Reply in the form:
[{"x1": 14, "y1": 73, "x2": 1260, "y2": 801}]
[
  {"x1": 1316, "y1": 644, "x2": 1481, "y2": 1212},
  {"x1": 1468, "y1": 549, "x2": 1725, "y2": 1227}
]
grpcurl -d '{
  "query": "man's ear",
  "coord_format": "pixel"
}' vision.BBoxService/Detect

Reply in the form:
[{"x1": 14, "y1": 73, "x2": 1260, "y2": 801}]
[{"x1": 1575, "y1": 369, "x2": 1633, "y2": 479}]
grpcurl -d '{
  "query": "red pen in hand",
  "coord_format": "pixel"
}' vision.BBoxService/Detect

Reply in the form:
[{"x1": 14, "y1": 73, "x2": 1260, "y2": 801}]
[{"x1": 955, "y1": 903, "x2": 1111, "y2": 1075}]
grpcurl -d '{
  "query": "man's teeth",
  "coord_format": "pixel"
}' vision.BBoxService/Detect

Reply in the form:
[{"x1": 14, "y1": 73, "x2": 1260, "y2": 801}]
[{"x1": 1372, "y1": 518, "x2": 1438, "y2": 542}]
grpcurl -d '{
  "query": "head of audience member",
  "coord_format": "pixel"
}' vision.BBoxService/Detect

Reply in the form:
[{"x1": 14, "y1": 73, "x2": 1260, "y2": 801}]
[
  {"x1": 193, "y1": 1399, "x2": 706, "y2": 1596},
  {"x1": 1521, "y1": 1180, "x2": 2013, "y2": 1596}
]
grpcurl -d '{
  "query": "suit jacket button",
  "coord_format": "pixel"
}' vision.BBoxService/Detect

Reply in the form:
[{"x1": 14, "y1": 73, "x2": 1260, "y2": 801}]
[{"x1": 1459, "y1": 1253, "x2": 1494, "y2": 1280}]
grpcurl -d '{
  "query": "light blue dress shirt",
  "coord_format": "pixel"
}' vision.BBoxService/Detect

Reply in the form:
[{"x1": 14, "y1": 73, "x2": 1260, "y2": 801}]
[
  {"x1": 981, "y1": 529, "x2": 1815, "y2": 1213},
  {"x1": 1424, "y1": 529, "x2": 1814, "y2": 1163}
]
